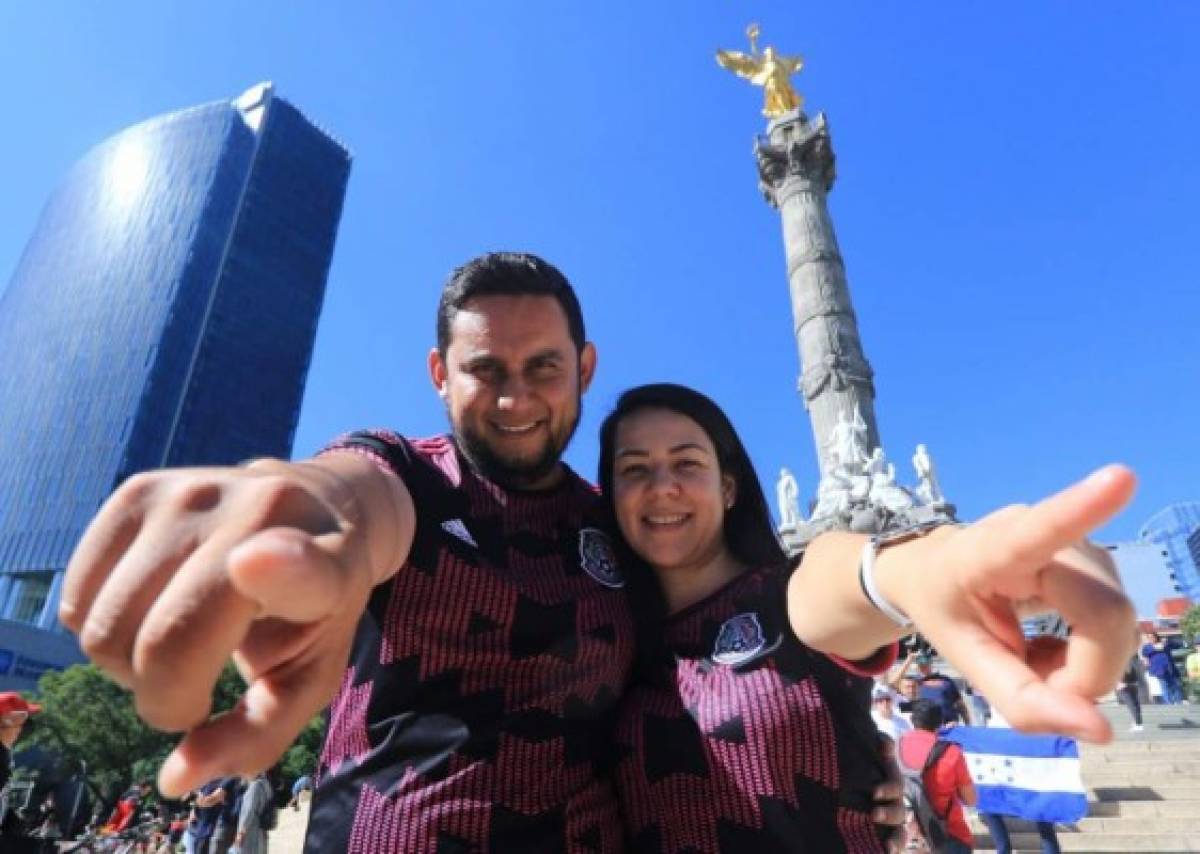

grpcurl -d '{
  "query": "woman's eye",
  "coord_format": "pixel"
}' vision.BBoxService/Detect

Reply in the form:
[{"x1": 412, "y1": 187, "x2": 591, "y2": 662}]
[{"x1": 618, "y1": 465, "x2": 647, "y2": 478}]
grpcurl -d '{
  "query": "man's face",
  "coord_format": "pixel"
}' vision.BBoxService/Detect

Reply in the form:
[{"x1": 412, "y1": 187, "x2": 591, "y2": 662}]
[
  {"x1": 899, "y1": 677, "x2": 919, "y2": 700},
  {"x1": 0, "y1": 710, "x2": 28, "y2": 747},
  {"x1": 430, "y1": 294, "x2": 595, "y2": 490}
]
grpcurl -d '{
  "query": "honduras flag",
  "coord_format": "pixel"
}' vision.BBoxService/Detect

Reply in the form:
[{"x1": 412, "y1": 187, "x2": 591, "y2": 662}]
[{"x1": 941, "y1": 726, "x2": 1088, "y2": 823}]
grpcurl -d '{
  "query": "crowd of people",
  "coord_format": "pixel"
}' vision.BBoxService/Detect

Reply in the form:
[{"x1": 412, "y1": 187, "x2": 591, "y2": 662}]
[
  {"x1": 47, "y1": 252, "x2": 1149, "y2": 852},
  {"x1": 0, "y1": 690, "x2": 293, "y2": 854},
  {"x1": 869, "y1": 627, "x2": 1198, "y2": 854}
]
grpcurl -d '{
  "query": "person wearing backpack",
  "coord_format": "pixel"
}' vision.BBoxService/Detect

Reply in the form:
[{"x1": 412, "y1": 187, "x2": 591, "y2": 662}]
[
  {"x1": 898, "y1": 699, "x2": 976, "y2": 853},
  {"x1": 228, "y1": 774, "x2": 271, "y2": 854}
]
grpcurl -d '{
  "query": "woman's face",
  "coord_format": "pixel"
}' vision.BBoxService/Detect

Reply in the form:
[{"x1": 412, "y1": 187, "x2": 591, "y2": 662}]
[{"x1": 611, "y1": 408, "x2": 734, "y2": 576}]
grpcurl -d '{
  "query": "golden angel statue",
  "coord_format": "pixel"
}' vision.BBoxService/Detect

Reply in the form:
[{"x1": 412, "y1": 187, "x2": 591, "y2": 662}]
[{"x1": 716, "y1": 23, "x2": 804, "y2": 118}]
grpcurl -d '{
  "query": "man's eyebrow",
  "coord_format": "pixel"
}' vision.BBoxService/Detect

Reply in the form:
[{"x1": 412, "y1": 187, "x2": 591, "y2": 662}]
[
  {"x1": 525, "y1": 348, "x2": 565, "y2": 364},
  {"x1": 460, "y1": 354, "x2": 503, "y2": 370}
]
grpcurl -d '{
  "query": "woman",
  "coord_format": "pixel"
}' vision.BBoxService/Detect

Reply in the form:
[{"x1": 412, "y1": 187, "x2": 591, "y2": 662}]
[
  {"x1": 598, "y1": 384, "x2": 1136, "y2": 853},
  {"x1": 600, "y1": 384, "x2": 895, "y2": 851}
]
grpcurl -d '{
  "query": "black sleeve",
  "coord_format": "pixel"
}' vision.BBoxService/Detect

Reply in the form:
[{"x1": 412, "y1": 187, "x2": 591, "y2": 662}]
[{"x1": 320, "y1": 430, "x2": 417, "y2": 481}]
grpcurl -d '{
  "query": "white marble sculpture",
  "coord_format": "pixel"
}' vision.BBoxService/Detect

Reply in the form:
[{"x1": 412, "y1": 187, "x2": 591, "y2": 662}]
[
  {"x1": 912, "y1": 443, "x2": 945, "y2": 506},
  {"x1": 826, "y1": 408, "x2": 870, "y2": 475},
  {"x1": 776, "y1": 467, "x2": 802, "y2": 528}
]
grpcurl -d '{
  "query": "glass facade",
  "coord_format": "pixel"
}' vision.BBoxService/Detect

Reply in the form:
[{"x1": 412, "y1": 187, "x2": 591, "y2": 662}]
[
  {"x1": 1138, "y1": 502, "x2": 1200, "y2": 604},
  {"x1": 1104, "y1": 541, "x2": 1176, "y2": 619},
  {"x1": 0, "y1": 83, "x2": 350, "y2": 689}
]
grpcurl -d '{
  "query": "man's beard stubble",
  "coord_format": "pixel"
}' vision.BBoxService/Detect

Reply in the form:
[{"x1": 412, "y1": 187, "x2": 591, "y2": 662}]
[{"x1": 453, "y1": 396, "x2": 583, "y2": 491}]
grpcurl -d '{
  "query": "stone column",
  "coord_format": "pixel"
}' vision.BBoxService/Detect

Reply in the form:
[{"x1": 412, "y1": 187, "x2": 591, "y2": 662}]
[{"x1": 756, "y1": 110, "x2": 879, "y2": 476}]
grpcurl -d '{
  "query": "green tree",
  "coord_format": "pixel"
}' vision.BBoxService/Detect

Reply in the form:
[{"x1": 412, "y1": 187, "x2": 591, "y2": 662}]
[
  {"x1": 25, "y1": 663, "x2": 247, "y2": 801},
  {"x1": 280, "y1": 713, "x2": 325, "y2": 784},
  {"x1": 1180, "y1": 604, "x2": 1200, "y2": 645}
]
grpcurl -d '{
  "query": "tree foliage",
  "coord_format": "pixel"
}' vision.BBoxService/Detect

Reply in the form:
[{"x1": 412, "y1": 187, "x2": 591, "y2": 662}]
[
  {"x1": 23, "y1": 663, "x2": 324, "y2": 800},
  {"x1": 1181, "y1": 604, "x2": 1200, "y2": 645}
]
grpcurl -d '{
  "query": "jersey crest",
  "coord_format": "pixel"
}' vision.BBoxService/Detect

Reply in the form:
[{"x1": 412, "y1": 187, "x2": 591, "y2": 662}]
[
  {"x1": 712, "y1": 612, "x2": 766, "y2": 665},
  {"x1": 578, "y1": 527, "x2": 624, "y2": 588}
]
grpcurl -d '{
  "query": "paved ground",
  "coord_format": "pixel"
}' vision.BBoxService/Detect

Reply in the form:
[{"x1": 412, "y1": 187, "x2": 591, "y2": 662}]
[{"x1": 268, "y1": 795, "x2": 310, "y2": 853}]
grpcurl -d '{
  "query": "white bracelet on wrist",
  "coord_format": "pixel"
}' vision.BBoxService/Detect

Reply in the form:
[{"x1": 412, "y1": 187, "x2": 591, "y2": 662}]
[{"x1": 859, "y1": 537, "x2": 914, "y2": 628}]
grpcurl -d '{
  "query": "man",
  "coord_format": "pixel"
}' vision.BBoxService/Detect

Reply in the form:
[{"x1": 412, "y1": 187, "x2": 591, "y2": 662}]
[
  {"x1": 0, "y1": 696, "x2": 43, "y2": 854},
  {"x1": 60, "y1": 251, "x2": 1138, "y2": 851},
  {"x1": 228, "y1": 773, "x2": 270, "y2": 854},
  {"x1": 287, "y1": 774, "x2": 311, "y2": 812},
  {"x1": 66, "y1": 253, "x2": 633, "y2": 852},
  {"x1": 188, "y1": 778, "x2": 238, "y2": 854},
  {"x1": 1115, "y1": 655, "x2": 1144, "y2": 732},
  {"x1": 100, "y1": 779, "x2": 153, "y2": 833},
  {"x1": 211, "y1": 777, "x2": 244, "y2": 854},
  {"x1": 898, "y1": 700, "x2": 976, "y2": 853},
  {"x1": 0, "y1": 693, "x2": 39, "y2": 793},
  {"x1": 871, "y1": 683, "x2": 912, "y2": 742},
  {"x1": 914, "y1": 655, "x2": 971, "y2": 725}
]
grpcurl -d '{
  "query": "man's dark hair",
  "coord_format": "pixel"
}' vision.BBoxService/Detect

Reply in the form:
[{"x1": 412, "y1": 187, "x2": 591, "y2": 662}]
[
  {"x1": 436, "y1": 252, "x2": 586, "y2": 356},
  {"x1": 910, "y1": 699, "x2": 944, "y2": 732}
]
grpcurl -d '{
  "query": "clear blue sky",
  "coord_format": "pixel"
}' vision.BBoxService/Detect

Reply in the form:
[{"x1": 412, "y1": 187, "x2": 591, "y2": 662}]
[{"x1": 0, "y1": 2, "x2": 1196, "y2": 549}]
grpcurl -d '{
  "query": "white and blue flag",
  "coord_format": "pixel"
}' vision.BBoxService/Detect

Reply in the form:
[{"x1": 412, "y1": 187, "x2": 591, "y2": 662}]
[{"x1": 941, "y1": 726, "x2": 1087, "y2": 823}]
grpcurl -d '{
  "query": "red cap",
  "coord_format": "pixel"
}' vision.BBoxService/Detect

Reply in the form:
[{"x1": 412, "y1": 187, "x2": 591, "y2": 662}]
[{"x1": 0, "y1": 692, "x2": 41, "y2": 715}]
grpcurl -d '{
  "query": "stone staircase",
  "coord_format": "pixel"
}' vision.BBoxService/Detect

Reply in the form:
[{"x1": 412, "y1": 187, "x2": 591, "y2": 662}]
[{"x1": 972, "y1": 702, "x2": 1200, "y2": 852}]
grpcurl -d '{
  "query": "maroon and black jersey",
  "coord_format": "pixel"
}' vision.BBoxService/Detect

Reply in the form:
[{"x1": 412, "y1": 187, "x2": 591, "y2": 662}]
[
  {"x1": 305, "y1": 432, "x2": 634, "y2": 853},
  {"x1": 614, "y1": 566, "x2": 894, "y2": 854}
]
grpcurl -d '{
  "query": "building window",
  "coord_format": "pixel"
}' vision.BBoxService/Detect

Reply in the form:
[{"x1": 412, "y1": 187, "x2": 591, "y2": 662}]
[{"x1": 9, "y1": 572, "x2": 52, "y2": 625}]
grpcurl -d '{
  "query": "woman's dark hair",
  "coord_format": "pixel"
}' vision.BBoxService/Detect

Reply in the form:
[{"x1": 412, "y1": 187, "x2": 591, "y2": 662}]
[
  {"x1": 436, "y1": 252, "x2": 586, "y2": 356},
  {"x1": 597, "y1": 383, "x2": 789, "y2": 682}
]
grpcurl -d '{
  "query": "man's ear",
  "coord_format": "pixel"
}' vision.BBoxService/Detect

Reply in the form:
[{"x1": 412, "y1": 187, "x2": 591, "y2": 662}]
[
  {"x1": 429, "y1": 347, "x2": 448, "y2": 399},
  {"x1": 579, "y1": 342, "x2": 597, "y2": 392}
]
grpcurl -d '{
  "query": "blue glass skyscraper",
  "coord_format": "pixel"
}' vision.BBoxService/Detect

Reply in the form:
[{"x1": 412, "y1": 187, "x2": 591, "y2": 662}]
[
  {"x1": 1139, "y1": 502, "x2": 1200, "y2": 604},
  {"x1": 0, "y1": 83, "x2": 351, "y2": 689}
]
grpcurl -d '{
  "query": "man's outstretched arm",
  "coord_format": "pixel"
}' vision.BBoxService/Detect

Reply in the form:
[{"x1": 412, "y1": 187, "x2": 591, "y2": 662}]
[{"x1": 59, "y1": 451, "x2": 415, "y2": 796}]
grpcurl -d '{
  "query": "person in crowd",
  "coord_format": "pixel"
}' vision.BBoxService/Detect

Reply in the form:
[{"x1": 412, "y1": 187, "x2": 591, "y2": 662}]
[
  {"x1": 228, "y1": 773, "x2": 271, "y2": 854},
  {"x1": 873, "y1": 683, "x2": 914, "y2": 742},
  {"x1": 211, "y1": 777, "x2": 243, "y2": 854},
  {"x1": 598, "y1": 383, "x2": 1134, "y2": 852},
  {"x1": 897, "y1": 674, "x2": 922, "y2": 716},
  {"x1": 912, "y1": 656, "x2": 971, "y2": 726},
  {"x1": 1115, "y1": 654, "x2": 1144, "y2": 732},
  {"x1": 898, "y1": 700, "x2": 976, "y2": 853},
  {"x1": 0, "y1": 693, "x2": 39, "y2": 793},
  {"x1": 962, "y1": 685, "x2": 990, "y2": 727},
  {"x1": 973, "y1": 706, "x2": 1063, "y2": 854},
  {"x1": 287, "y1": 774, "x2": 312, "y2": 812},
  {"x1": 60, "y1": 254, "x2": 1137, "y2": 852},
  {"x1": 100, "y1": 780, "x2": 151, "y2": 834},
  {"x1": 1140, "y1": 632, "x2": 1185, "y2": 705},
  {"x1": 186, "y1": 778, "x2": 237, "y2": 854}
]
